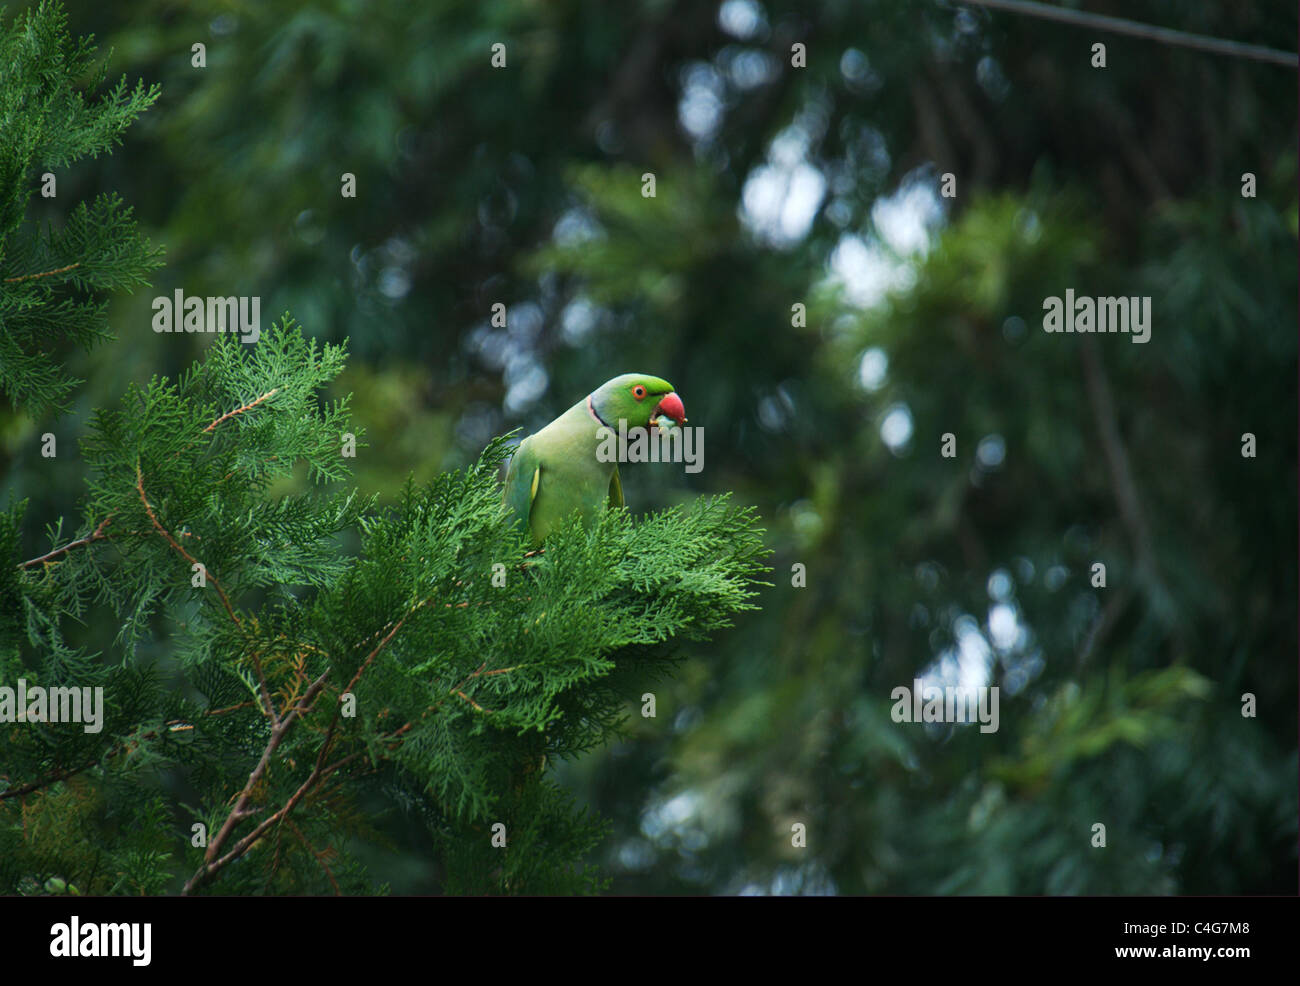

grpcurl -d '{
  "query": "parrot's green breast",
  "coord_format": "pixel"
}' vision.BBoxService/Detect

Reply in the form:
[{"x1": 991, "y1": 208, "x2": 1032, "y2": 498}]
[{"x1": 503, "y1": 401, "x2": 622, "y2": 546}]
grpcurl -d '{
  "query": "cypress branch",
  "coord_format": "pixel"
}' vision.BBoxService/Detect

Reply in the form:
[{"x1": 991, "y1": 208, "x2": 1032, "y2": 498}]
[{"x1": 1, "y1": 1, "x2": 770, "y2": 895}]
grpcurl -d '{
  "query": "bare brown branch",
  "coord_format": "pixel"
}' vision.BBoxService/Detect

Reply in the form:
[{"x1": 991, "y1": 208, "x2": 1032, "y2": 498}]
[
  {"x1": 136, "y1": 463, "x2": 242, "y2": 628},
  {"x1": 20, "y1": 515, "x2": 115, "y2": 569},
  {"x1": 203, "y1": 388, "x2": 278, "y2": 433},
  {"x1": 3, "y1": 262, "x2": 81, "y2": 283}
]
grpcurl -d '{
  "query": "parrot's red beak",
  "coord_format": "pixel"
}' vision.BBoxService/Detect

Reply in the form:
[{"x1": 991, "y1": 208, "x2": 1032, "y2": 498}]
[{"x1": 653, "y1": 392, "x2": 687, "y2": 426}]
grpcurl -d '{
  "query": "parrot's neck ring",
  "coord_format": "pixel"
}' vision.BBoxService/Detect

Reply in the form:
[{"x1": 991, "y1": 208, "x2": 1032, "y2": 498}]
[{"x1": 586, "y1": 394, "x2": 612, "y2": 429}]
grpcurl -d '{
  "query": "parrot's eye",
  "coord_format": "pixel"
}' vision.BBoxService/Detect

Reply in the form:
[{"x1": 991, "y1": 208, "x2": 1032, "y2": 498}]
[{"x1": 632, "y1": 385, "x2": 646, "y2": 400}]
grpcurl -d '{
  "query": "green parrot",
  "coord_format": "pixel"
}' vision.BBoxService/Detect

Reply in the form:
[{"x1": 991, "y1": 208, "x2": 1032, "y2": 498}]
[{"x1": 503, "y1": 373, "x2": 688, "y2": 545}]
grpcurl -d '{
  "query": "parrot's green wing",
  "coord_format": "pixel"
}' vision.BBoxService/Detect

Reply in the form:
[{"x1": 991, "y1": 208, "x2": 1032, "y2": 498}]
[
  {"x1": 608, "y1": 465, "x2": 623, "y2": 508},
  {"x1": 503, "y1": 437, "x2": 542, "y2": 537}
]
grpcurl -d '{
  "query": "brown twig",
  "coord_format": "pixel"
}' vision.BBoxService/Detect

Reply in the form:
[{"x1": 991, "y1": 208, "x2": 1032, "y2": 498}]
[
  {"x1": 961, "y1": 0, "x2": 1298, "y2": 69},
  {"x1": 0, "y1": 704, "x2": 254, "y2": 802},
  {"x1": 306, "y1": 611, "x2": 416, "y2": 787},
  {"x1": 20, "y1": 515, "x2": 115, "y2": 569},
  {"x1": 470, "y1": 665, "x2": 517, "y2": 678},
  {"x1": 205, "y1": 700, "x2": 256, "y2": 718},
  {"x1": 3, "y1": 262, "x2": 80, "y2": 283},
  {"x1": 455, "y1": 690, "x2": 493, "y2": 713},
  {"x1": 175, "y1": 642, "x2": 503, "y2": 892},
  {"x1": 20, "y1": 389, "x2": 275, "y2": 572},
  {"x1": 0, "y1": 761, "x2": 96, "y2": 802},
  {"x1": 136, "y1": 463, "x2": 242, "y2": 628},
  {"x1": 183, "y1": 593, "x2": 426, "y2": 894},
  {"x1": 138, "y1": 460, "x2": 276, "y2": 713},
  {"x1": 20, "y1": 522, "x2": 202, "y2": 570},
  {"x1": 183, "y1": 746, "x2": 364, "y2": 894},
  {"x1": 184, "y1": 670, "x2": 332, "y2": 893},
  {"x1": 202, "y1": 389, "x2": 278, "y2": 433},
  {"x1": 342, "y1": 614, "x2": 412, "y2": 699}
]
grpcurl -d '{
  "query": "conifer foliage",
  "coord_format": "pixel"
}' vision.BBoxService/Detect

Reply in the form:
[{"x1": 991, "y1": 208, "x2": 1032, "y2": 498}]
[
  {"x1": 0, "y1": 3, "x2": 770, "y2": 894},
  {"x1": 0, "y1": 0, "x2": 162, "y2": 415}
]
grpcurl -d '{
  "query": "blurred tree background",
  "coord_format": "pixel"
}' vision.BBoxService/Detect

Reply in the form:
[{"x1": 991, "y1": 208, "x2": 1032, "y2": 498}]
[{"x1": 2, "y1": 0, "x2": 1295, "y2": 893}]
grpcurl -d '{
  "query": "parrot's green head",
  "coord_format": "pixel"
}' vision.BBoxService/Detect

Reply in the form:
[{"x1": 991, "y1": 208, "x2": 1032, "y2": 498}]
[{"x1": 588, "y1": 373, "x2": 686, "y2": 430}]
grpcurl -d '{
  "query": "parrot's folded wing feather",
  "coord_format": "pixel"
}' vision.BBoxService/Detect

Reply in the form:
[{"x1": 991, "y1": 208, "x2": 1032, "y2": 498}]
[
  {"x1": 608, "y1": 465, "x2": 623, "y2": 508},
  {"x1": 504, "y1": 438, "x2": 542, "y2": 535}
]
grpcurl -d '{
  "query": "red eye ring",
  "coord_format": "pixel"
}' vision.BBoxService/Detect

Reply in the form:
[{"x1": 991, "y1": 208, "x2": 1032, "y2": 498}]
[{"x1": 632, "y1": 385, "x2": 646, "y2": 399}]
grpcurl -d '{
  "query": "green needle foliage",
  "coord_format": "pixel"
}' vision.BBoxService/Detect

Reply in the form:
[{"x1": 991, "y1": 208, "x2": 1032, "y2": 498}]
[
  {"x1": 0, "y1": 3, "x2": 771, "y2": 896},
  {"x1": 0, "y1": 0, "x2": 162, "y2": 415}
]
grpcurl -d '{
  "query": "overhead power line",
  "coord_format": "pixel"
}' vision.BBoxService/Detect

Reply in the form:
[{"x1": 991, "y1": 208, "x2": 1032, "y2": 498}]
[{"x1": 961, "y1": 0, "x2": 1299, "y2": 68}]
